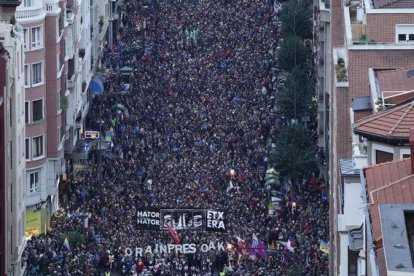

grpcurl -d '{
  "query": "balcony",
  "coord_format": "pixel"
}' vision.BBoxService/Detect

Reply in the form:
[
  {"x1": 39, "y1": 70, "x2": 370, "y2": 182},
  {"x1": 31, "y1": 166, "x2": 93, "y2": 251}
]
[
  {"x1": 15, "y1": 5, "x2": 46, "y2": 21},
  {"x1": 0, "y1": 0, "x2": 21, "y2": 7},
  {"x1": 66, "y1": 74, "x2": 74, "y2": 91},
  {"x1": 344, "y1": 3, "x2": 414, "y2": 49},
  {"x1": 65, "y1": 7, "x2": 74, "y2": 24},
  {"x1": 333, "y1": 48, "x2": 349, "y2": 87},
  {"x1": 319, "y1": 0, "x2": 330, "y2": 22},
  {"x1": 45, "y1": 0, "x2": 60, "y2": 14}
]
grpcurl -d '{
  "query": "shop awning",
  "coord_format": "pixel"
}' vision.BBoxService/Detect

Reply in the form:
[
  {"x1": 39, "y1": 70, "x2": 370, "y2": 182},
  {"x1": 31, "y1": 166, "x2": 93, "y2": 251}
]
[{"x1": 90, "y1": 77, "x2": 104, "y2": 95}]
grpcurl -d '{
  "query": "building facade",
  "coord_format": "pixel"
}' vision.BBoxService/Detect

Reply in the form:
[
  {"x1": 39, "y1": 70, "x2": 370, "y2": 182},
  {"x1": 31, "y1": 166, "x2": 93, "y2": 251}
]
[
  {"x1": 315, "y1": 0, "x2": 414, "y2": 273},
  {"x1": 15, "y1": 0, "x2": 66, "y2": 238},
  {"x1": 12, "y1": 0, "x2": 115, "y2": 239},
  {"x1": 0, "y1": 21, "x2": 27, "y2": 276}
]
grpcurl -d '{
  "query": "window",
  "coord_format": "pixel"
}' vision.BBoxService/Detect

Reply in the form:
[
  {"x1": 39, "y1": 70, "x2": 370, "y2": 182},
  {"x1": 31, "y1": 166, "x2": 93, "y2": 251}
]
[
  {"x1": 25, "y1": 138, "x2": 30, "y2": 160},
  {"x1": 23, "y1": 29, "x2": 28, "y2": 50},
  {"x1": 31, "y1": 27, "x2": 42, "y2": 48},
  {"x1": 56, "y1": 17, "x2": 59, "y2": 39},
  {"x1": 23, "y1": 0, "x2": 32, "y2": 7},
  {"x1": 396, "y1": 25, "x2": 414, "y2": 43},
  {"x1": 398, "y1": 34, "x2": 406, "y2": 42},
  {"x1": 57, "y1": 126, "x2": 61, "y2": 146},
  {"x1": 57, "y1": 54, "x2": 60, "y2": 72},
  {"x1": 10, "y1": 141, "x2": 12, "y2": 169},
  {"x1": 57, "y1": 91, "x2": 61, "y2": 111},
  {"x1": 24, "y1": 64, "x2": 30, "y2": 86},
  {"x1": 17, "y1": 51, "x2": 20, "y2": 79},
  {"x1": 376, "y1": 150, "x2": 393, "y2": 164},
  {"x1": 25, "y1": 102, "x2": 29, "y2": 123},
  {"x1": 32, "y1": 62, "x2": 43, "y2": 84},
  {"x1": 28, "y1": 172, "x2": 39, "y2": 193},
  {"x1": 32, "y1": 136, "x2": 43, "y2": 158},
  {"x1": 398, "y1": 33, "x2": 414, "y2": 42},
  {"x1": 32, "y1": 99, "x2": 43, "y2": 122}
]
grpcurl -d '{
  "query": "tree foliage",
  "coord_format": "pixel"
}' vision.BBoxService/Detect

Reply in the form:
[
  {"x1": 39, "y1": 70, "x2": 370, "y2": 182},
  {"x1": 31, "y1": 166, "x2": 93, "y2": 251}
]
[
  {"x1": 278, "y1": 36, "x2": 311, "y2": 72},
  {"x1": 269, "y1": 124, "x2": 318, "y2": 191},
  {"x1": 276, "y1": 65, "x2": 314, "y2": 120},
  {"x1": 280, "y1": 0, "x2": 313, "y2": 39},
  {"x1": 62, "y1": 231, "x2": 85, "y2": 247}
]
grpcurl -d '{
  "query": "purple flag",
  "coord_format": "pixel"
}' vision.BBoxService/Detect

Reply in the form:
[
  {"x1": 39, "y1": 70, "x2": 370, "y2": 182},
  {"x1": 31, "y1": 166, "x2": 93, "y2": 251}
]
[{"x1": 250, "y1": 233, "x2": 268, "y2": 258}]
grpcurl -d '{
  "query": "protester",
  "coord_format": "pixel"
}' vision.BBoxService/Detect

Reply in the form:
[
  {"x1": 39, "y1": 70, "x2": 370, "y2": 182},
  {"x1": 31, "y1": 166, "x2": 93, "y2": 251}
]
[{"x1": 23, "y1": 0, "x2": 328, "y2": 275}]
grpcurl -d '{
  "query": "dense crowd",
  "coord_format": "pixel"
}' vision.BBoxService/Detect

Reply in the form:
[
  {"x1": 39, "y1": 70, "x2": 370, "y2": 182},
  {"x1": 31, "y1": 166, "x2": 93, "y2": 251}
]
[{"x1": 23, "y1": 0, "x2": 329, "y2": 275}]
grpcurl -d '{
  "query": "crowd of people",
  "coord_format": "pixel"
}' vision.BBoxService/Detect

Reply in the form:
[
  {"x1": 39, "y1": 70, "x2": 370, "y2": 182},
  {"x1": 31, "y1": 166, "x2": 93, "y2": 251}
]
[{"x1": 23, "y1": 0, "x2": 329, "y2": 275}]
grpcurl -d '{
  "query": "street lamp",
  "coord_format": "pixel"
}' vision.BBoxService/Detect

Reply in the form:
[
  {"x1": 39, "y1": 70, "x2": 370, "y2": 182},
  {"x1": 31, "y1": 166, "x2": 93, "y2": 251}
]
[
  {"x1": 98, "y1": 120, "x2": 104, "y2": 180},
  {"x1": 272, "y1": 191, "x2": 304, "y2": 275}
]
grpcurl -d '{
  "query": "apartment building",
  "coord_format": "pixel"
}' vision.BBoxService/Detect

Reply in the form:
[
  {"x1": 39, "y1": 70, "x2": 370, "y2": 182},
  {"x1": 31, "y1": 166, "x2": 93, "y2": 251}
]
[
  {"x1": 15, "y1": 0, "x2": 67, "y2": 238},
  {"x1": 317, "y1": 0, "x2": 414, "y2": 273},
  {"x1": 361, "y1": 149, "x2": 414, "y2": 276},
  {"x1": 0, "y1": 20, "x2": 27, "y2": 275},
  {"x1": 13, "y1": 0, "x2": 115, "y2": 239},
  {"x1": 336, "y1": 99, "x2": 414, "y2": 275}
]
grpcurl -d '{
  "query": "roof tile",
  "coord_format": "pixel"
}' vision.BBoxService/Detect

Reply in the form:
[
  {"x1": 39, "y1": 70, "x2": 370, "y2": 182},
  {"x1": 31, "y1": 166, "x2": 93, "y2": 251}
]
[
  {"x1": 354, "y1": 101, "x2": 414, "y2": 140},
  {"x1": 373, "y1": 0, "x2": 414, "y2": 9},
  {"x1": 364, "y1": 158, "x2": 413, "y2": 241}
]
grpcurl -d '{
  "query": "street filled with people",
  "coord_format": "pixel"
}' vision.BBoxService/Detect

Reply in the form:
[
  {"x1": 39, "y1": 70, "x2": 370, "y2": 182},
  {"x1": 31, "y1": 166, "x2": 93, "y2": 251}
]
[{"x1": 23, "y1": 0, "x2": 329, "y2": 275}]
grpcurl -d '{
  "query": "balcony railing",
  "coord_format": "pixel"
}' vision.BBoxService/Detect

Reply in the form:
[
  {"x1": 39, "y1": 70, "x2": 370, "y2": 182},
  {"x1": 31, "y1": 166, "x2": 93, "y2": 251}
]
[
  {"x1": 15, "y1": 5, "x2": 45, "y2": 20},
  {"x1": 66, "y1": 9, "x2": 74, "y2": 24},
  {"x1": 66, "y1": 74, "x2": 74, "y2": 91},
  {"x1": 45, "y1": 1, "x2": 58, "y2": 12}
]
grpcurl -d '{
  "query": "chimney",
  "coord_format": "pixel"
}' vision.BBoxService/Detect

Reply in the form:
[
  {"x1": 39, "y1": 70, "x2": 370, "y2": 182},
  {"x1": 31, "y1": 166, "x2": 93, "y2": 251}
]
[{"x1": 410, "y1": 129, "x2": 414, "y2": 174}]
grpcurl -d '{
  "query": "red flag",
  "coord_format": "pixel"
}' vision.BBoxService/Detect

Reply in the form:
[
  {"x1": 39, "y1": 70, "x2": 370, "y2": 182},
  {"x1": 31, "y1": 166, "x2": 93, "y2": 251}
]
[
  {"x1": 166, "y1": 223, "x2": 181, "y2": 244},
  {"x1": 236, "y1": 236, "x2": 249, "y2": 255}
]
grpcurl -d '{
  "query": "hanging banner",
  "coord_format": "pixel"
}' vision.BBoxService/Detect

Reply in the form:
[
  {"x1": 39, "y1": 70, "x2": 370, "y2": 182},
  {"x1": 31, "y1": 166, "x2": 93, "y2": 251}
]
[
  {"x1": 205, "y1": 209, "x2": 227, "y2": 232},
  {"x1": 136, "y1": 208, "x2": 161, "y2": 230},
  {"x1": 160, "y1": 209, "x2": 204, "y2": 230},
  {"x1": 137, "y1": 208, "x2": 227, "y2": 232}
]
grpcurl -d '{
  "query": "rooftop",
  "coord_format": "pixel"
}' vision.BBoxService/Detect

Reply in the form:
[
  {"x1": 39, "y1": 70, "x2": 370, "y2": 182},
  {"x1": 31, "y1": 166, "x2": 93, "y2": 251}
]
[
  {"x1": 364, "y1": 158, "x2": 413, "y2": 242},
  {"x1": 372, "y1": 0, "x2": 414, "y2": 8},
  {"x1": 344, "y1": 1, "x2": 414, "y2": 48},
  {"x1": 379, "y1": 204, "x2": 414, "y2": 274},
  {"x1": 376, "y1": 68, "x2": 414, "y2": 106},
  {"x1": 354, "y1": 100, "x2": 414, "y2": 142}
]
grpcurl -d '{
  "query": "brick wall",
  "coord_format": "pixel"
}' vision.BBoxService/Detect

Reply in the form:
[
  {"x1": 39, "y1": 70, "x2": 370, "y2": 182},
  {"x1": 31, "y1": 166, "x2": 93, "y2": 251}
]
[
  {"x1": 348, "y1": 50, "x2": 414, "y2": 99},
  {"x1": 335, "y1": 87, "x2": 352, "y2": 159},
  {"x1": 366, "y1": 13, "x2": 414, "y2": 42},
  {"x1": 354, "y1": 110, "x2": 372, "y2": 122},
  {"x1": 0, "y1": 55, "x2": 7, "y2": 276},
  {"x1": 331, "y1": 0, "x2": 345, "y2": 47},
  {"x1": 335, "y1": 50, "x2": 414, "y2": 159},
  {"x1": 45, "y1": 15, "x2": 61, "y2": 158}
]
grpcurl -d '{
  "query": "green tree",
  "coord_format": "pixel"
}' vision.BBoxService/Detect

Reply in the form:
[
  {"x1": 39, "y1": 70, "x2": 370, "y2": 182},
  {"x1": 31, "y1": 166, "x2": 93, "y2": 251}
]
[
  {"x1": 269, "y1": 124, "x2": 317, "y2": 191},
  {"x1": 278, "y1": 36, "x2": 311, "y2": 72},
  {"x1": 276, "y1": 65, "x2": 314, "y2": 120},
  {"x1": 61, "y1": 231, "x2": 85, "y2": 247},
  {"x1": 280, "y1": 0, "x2": 313, "y2": 39}
]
